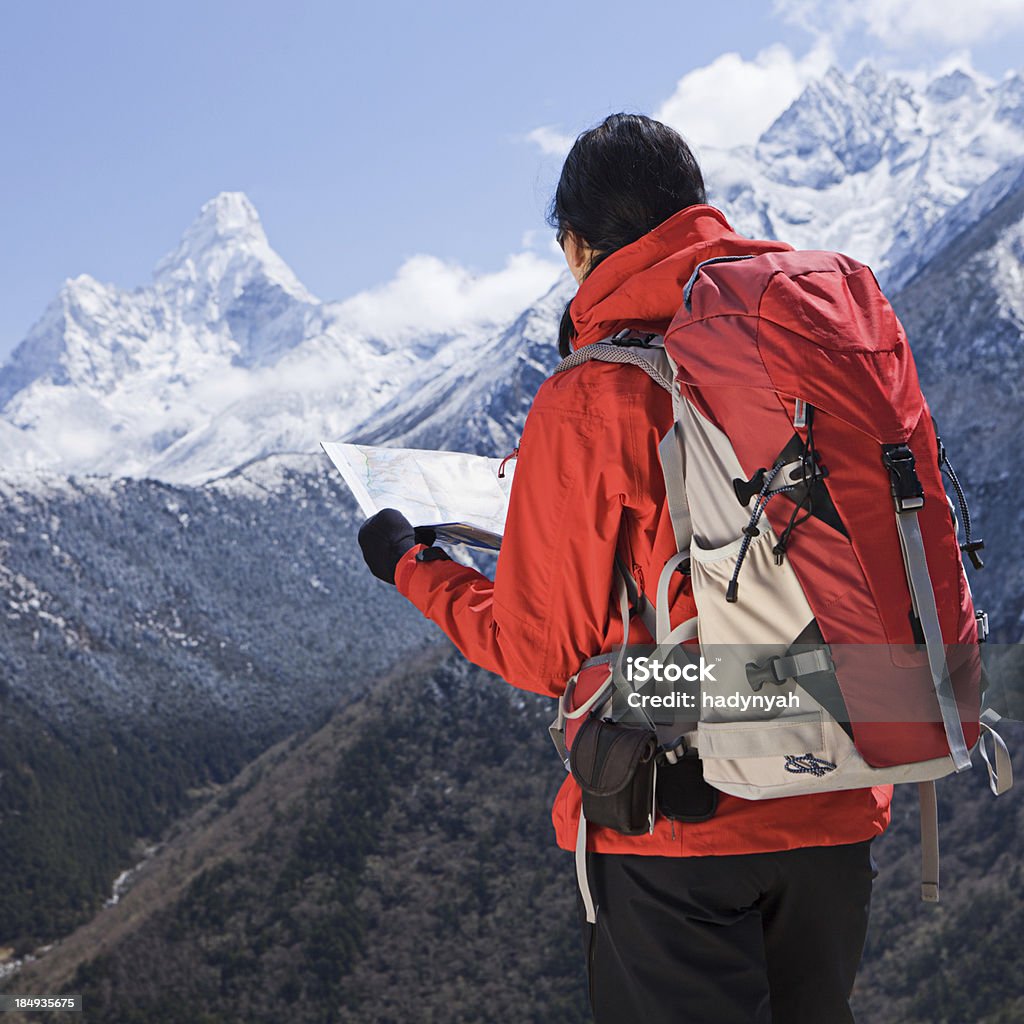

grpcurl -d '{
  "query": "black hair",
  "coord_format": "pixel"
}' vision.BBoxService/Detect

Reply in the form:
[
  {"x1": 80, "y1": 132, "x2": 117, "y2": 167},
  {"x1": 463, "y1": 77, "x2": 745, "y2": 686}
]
[{"x1": 547, "y1": 113, "x2": 706, "y2": 355}]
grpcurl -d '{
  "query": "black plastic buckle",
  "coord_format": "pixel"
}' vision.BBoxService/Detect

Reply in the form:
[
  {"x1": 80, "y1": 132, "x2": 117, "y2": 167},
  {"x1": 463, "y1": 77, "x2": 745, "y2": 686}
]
[
  {"x1": 962, "y1": 539, "x2": 986, "y2": 570},
  {"x1": 733, "y1": 468, "x2": 767, "y2": 507},
  {"x1": 786, "y1": 453, "x2": 826, "y2": 484},
  {"x1": 745, "y1": 657, "x2": 782, "y2": 692},
  {"x1": 611, "y1": 329, "x2": 659, "y2": 348},
  {"x1": 881, "y1": 443, "x2": 925, "y2": 513}
]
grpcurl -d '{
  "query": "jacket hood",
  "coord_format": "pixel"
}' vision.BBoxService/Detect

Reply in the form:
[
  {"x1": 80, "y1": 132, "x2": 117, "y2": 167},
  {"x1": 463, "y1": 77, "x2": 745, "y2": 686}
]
[{"x1": 569, "y1": 205, "x2": 792, "y2": 350}]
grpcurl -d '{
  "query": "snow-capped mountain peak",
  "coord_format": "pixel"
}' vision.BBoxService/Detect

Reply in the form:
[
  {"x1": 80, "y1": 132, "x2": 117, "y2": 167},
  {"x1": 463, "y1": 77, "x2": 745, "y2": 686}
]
[
  {"x1": 754, "y1": 63, "x2": 920, "y2": 189},
  {"x1": 925, "y1": 68, "x2": 981, "y2": 105},
  {"x1": 1, "y1": 63, "x2": 1022, "y2": 486},
  {"x1": 154, "y1": 190, "x2": 316, "y2": 307},
  {"x1": 705, "y1": 63, "x2": 1024, "y2": 284},
  {"x1": 172, "y1": 190, "x2": 264, "y2": 249},
  {"x1": 0, "y1": 191, "x2": 536, "y2": 482},
  {"x1": 993, "y1": 73, "x2": 1024, "y2": 128}
]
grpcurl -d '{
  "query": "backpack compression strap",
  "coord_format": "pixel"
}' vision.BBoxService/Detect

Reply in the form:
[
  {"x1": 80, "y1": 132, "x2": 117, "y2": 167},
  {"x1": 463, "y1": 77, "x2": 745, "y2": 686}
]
[
  {"x1": 918, "y1": 781, "x2": 940, "y2": 902},
  {"x1": 978, "y1": 707, "x2": 1014, "y2": 796},
  {"x1": 882, "y1": 444, "x2": 971, "y2": 772},
  {"x1": 917, "y1": 705, "x2": 1017, "y2": 904}
]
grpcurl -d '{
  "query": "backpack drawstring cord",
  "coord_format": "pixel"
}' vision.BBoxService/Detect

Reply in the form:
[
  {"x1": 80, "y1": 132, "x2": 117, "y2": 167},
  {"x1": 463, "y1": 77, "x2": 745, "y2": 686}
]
[
  {"x1": 937, "y1": 439, "x2": 985, "y2": 569},
  {"x1": 773, "y1": 406, "x2": 820, "y2": 565},
  {"x1": 726, "y1": 460, "x2": 798, "y2": 603}
]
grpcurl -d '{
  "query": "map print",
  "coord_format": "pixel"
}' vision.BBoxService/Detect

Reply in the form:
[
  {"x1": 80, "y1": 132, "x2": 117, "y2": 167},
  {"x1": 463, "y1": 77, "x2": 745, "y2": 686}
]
[{"x1": 321, "y1": 442, "x2": 516, "y2": 550}]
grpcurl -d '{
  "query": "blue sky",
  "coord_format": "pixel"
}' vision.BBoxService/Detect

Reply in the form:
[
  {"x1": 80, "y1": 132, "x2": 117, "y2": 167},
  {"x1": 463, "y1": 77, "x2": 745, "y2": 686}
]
[{"x1": 2, "y1": 0, "x2": 1023, "y2": 357}]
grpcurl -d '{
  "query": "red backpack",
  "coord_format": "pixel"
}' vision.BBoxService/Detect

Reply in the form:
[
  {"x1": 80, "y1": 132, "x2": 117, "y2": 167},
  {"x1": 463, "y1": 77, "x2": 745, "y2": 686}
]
[{"x1": 553, "y1": 249, "x2": 1011, "y2": 910}]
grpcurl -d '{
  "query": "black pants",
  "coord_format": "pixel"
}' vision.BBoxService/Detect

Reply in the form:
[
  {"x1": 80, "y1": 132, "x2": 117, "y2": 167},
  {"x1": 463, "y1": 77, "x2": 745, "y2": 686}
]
[{"x1": 578, "y1": 839, "x2": 877, "y2": 1024}]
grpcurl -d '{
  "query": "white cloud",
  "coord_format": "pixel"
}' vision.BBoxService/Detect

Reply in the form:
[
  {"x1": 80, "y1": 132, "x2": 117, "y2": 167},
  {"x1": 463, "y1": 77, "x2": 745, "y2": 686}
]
[
  {"x1": 523, "y1": 43, "x2": 831, "y2": 157},
  {"x1": 525, "y1": 125, "x2": 576, "y2": 157},
  {"x1": 653, "y1": 43, "x2": 833, "y2": 150},
  {"x1": 897, "y1": 50, "x2": 994, "y2": 92},
  {"x1": 334, "y1": 251, "x2": 563, "y2": 337},
  {"x1": 776, "y1": 0, "x2": 1024, "y2": 47}
]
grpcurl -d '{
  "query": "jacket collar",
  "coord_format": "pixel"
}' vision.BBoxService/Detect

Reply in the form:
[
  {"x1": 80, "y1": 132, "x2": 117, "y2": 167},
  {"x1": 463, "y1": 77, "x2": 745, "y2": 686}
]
[{"x1": 569, "y1": 205, "x2": 792, "y2": 350}]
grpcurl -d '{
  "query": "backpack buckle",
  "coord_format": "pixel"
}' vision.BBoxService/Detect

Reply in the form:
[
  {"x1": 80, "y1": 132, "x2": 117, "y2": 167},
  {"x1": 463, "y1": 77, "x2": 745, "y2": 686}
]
[
  {"x1": 976, "y1": 609, "x2": 990, "y2": 643},
  {"x1": 746, "y1": 648, "x2": 835, "y2": 692},
  {"x1": 882, "y1": 444, "x2": 925, "y2": 512},
  {"x1": 610, "y1": 329, "x2": 661, "y2": 348},
  {"x1": 962, "y1": 539, "x2": 986, "y2": 570},
  {"x1": 746, "y1": 657, "x2": 782, "y2": 692},
  {"x1": 659, "y1": 735, "x2": 689, "y2": 764}
]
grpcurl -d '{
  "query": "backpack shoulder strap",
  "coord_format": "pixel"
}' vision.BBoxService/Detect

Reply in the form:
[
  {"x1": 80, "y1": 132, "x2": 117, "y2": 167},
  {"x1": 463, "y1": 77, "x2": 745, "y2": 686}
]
[
  {"x1": 553, "y1": 333, "x2": 692, "y2": 563},
  {"x1": 552, "y1": 334, "x2": 674, "y2": 394}
]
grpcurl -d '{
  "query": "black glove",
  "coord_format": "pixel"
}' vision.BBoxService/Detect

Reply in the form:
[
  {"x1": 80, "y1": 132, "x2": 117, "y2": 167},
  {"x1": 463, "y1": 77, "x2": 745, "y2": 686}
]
[{"x1": 357, "y1": 509, "x2": 443, "y2": 585}]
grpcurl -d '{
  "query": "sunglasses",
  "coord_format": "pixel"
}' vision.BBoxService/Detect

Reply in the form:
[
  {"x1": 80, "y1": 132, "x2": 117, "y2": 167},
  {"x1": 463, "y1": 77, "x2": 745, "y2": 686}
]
[{"x1": 556, "y1": 226, "x2": 567, "y2": 250}]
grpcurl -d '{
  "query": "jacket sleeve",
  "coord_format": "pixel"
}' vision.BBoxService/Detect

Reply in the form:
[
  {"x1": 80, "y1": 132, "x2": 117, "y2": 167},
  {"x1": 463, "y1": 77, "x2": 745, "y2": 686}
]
[{"x1": 394, "y1": 367, "x2": 645, "y2": 697}]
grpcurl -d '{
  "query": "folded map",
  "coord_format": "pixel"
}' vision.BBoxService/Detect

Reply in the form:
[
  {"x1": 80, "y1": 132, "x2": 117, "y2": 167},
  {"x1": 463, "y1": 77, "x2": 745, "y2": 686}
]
[{"x1": 321, "y1": 441, "x2": 515, "y2": 550}]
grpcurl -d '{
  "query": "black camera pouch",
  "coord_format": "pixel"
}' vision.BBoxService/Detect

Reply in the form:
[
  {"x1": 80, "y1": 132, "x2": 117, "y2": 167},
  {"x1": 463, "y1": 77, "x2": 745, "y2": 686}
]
[
  {"x1": 655, "y1": 753, "x2": 719, "y2": 823},
  {"x1": 569, "y1": 716, "x2": 657, "y2": 836}
]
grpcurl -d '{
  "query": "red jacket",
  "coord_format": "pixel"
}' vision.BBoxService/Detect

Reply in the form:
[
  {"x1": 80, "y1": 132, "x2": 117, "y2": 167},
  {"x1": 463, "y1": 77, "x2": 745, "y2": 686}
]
[{"x1": 396, "y1": 205, "x2": 892, "y2": 855}]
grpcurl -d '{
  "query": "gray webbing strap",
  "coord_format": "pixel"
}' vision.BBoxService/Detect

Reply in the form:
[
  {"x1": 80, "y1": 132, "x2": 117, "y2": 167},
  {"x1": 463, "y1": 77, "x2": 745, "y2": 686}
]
[
  {"x1": 918, "y1": 781, "x2": 940, "y2": 902},
  {"x1": 654, "y1": 424, "x2": 698, "y2": 645},
  {"x1": 548, "y1": 710, "x2": 568, "y2": 767},
  {"x1": 577, "y1": 805, "x2": 596, "y2": 924},
  {"x1": 656, "y1": 550, "x2": 695, "y2": 645},
  {"x1": 766, "y1": 648, "x2": 834, "y2": 683},
  {"x1": 609, "y1": 573, "x2": 655, "y2": 731},
  {"x1": 574, "y1": 575, "x2": 656, "y2": 925},
  {"x1": 657, "y1": 424, "x2": 693, "y2": 554},
  {"x1": 894, "y1": 510, "x2": 972, "y2": 772},
  {"x1": 553, "y1": 336, "x2": 678, "y2": 642},
  {"x1": 553, "y1": 341, "x2": 675, "y2": 394},
  {"x1": 574, "y1": 577, "x2": 629, "y2": 927},
  {"x1": 979, "y1": 708, "x2": 1014, "y2": 796},
  {"x1": 662, "y1": 617, "x2": 699, "y2": 646},
  {"x1": 614, "y1": 554, "x2": 658, "y2": 640},
  {"x1": 562, "y1": 673, "x2": 614, "y2": 722}
]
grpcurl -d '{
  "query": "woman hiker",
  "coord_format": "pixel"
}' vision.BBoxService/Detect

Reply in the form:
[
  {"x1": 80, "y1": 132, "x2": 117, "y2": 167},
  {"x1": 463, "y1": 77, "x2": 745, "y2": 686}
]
[{"x1": 356, "y1": 113, "x2": 889, "y2": 1024}]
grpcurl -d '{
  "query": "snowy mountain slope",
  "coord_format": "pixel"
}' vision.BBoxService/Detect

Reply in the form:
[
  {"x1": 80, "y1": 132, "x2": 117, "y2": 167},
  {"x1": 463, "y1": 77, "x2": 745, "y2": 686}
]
[
  {"x1": 0, "y1": 450, "x2": 439, "y2": 945},
  {"x1": 0, "y1": 452, "x2": 432, "y2": 722},
  {"x1": 888, "y1": 169, "x2": 1024, "y2": 639},
  {"x1": 358, "y1": 146, "x2": 1024, "y2": 640},
  {"x1": 0, "y1": 64, "x2": 1022, "y2": 485},
  {"x1": 350, "y1": 275, "x2": 574, "y2": 455},
  {"x1": 885, "y1": 155, "x2": 1024, "y2": 290},
  {"x1": 0, "y1": 194, "x2": 509, "y2": 483},
  {"x1": 354, "y1": 63, "x2": 1024, "y2": 480},
  {"x1": 704, "y1": 65, "x2": 1024, "y2": 284}
]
